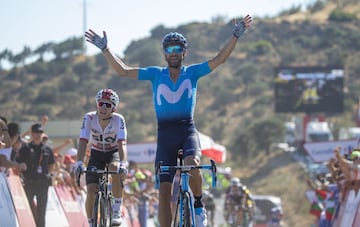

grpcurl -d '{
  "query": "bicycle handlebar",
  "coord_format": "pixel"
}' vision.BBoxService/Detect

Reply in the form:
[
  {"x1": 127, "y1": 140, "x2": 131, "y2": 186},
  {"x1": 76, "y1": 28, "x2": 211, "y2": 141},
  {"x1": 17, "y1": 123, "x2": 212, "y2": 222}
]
[
  {"x1": 76, "y1": 167, "x2": 120, "y2": 186},
  {"x1": 82, "y1": 169, "x2": 119, "y2": 175},
  {"x1": 155, "y1": 159, "x2": 217, "y2": 189}
]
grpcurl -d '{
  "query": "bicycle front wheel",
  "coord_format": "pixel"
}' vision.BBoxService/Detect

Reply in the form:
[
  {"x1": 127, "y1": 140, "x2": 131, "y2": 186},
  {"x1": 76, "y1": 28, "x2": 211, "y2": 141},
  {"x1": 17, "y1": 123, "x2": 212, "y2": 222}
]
[
  {"x1": 100, "y1": 194, "x2": 113, "y2": 227},
  {"x1": 93, "y1": 191, "x2": 101, "y2": 227},
  {"x1": 179, "y1": 192, "x2": 192, "y2": 227}
]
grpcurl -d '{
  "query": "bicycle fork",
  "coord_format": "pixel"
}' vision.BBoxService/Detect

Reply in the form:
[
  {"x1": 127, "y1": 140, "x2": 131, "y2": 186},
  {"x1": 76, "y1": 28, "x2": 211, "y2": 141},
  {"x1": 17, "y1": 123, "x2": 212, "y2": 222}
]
[{"x1": 180, "y1": 172, "x2": 196, "y2": 227}]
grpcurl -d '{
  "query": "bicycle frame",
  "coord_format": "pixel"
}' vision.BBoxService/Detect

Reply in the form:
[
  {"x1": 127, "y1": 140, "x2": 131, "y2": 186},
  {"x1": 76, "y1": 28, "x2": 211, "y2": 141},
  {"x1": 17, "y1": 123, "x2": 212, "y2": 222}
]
[
  {"x1": 227, "y1": 197, "x2": 253, "y2": 227},
  {"x1": 155, "y1": 154, "x2": 217, "y2": 227},
  {"x1": 79, "y1": 167, "x2": 118, "y2": 227}
]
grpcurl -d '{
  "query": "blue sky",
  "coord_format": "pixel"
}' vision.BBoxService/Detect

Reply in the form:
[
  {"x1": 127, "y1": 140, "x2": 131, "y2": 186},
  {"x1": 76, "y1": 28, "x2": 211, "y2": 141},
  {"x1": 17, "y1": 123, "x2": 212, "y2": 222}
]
[{"x1": 1, "y1": 0, "x2": 311, "y2": 57}]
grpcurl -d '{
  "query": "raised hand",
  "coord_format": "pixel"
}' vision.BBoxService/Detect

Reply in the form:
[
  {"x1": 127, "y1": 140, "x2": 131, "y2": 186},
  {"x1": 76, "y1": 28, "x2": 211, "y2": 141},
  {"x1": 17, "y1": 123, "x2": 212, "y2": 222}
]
[
  {"x1": 17, "y1": 163, "x2": 27, "y2": 171},
  {"x1": 232, "y1": 15, "x2": 252, "y2": 38},
  {"x1": 41, "y1": 115, "x2": 49, "y2": 126},
  {"x1": 84, "y1": 29, "x2": 108, "y2": 51}
]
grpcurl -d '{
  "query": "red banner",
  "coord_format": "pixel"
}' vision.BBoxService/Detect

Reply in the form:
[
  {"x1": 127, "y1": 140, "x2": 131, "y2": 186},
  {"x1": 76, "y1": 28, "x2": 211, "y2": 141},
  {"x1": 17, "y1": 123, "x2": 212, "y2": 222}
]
[{"x1": 6, "y1": 170, "x2": 36, "y2": 227}]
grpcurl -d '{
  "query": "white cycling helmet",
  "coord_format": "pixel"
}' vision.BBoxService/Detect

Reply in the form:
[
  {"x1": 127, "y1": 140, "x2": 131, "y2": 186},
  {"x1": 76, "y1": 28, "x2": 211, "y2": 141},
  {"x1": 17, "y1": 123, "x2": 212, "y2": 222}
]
[
  {"x1": 95, "y1": 89, "x2": 119, "y2": 107},
  {"x1": 230, "y1": 177, "x2": 241, "y2": 186}
]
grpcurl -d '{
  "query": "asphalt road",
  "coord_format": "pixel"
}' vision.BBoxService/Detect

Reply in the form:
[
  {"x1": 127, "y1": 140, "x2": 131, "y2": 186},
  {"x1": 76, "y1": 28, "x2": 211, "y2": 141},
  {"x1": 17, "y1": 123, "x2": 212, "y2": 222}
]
[
  {"x1": 144, "y1": 193, "x2": 226, "y2": 227},
  {"x1": 213, "y1": 193, "x2": 226, "y2": 226}
]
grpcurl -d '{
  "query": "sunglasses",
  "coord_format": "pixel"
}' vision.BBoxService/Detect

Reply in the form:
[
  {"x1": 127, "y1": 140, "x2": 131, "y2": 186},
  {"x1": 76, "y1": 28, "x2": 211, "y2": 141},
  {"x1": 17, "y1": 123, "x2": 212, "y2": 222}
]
[
  {"x1": 164, "y1": 45, "x2": 184, "y2": 54},
  {"x1": 98, "y1": 102, "x2": 113, "y2": 108}
]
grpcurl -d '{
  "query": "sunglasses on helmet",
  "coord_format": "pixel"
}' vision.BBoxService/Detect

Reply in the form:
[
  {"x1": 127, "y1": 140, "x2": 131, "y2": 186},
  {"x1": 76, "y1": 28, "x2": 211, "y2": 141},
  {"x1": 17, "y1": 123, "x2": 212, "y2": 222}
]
[
  {"x1": 98, "y1": 102, "x2": 113, "y2": 108},
  {"x1": 164, "y1": 45, "x2": 184, "y2": 54}
]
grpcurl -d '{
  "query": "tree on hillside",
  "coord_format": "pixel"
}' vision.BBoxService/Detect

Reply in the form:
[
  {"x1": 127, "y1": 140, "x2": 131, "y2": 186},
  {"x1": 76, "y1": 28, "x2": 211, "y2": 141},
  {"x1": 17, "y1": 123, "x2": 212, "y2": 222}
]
[
  {"x1": 8, "y1": 46, "x2": 31, "y2": 68},
  {"x1": 230, "y1": 129, "x2": 257, "y2": 161},
  {"x1": 235, "y1": 62, "x2": 259, "y2": 97},
  {"x1": 0, "y1": 49, "x2": 10, "y2": 70},
  {"x1": 52, "y1": 37, "x2": 84, "y2": 59},
  {"x1": 230, "y1": 117, "x2": 285, "y2": 160},
  {"x1": 34, "y1": 42, "x2": 55, "y2": 62},
  {"x1": 250, "y1": 118, "x2": 285, "y2": 154}
]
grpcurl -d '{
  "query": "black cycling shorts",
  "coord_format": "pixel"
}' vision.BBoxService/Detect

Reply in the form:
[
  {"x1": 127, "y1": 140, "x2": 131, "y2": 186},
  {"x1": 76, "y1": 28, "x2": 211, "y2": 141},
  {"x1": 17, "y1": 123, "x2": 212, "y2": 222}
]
[{"x1": 86, "y1": 149, "x2": 119, "y2": 185}]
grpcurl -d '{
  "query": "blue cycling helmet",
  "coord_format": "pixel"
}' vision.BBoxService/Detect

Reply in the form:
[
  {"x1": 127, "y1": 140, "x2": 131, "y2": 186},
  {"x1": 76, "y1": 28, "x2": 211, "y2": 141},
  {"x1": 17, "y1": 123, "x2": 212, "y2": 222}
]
[{"x1": 162, "y1": 32, "x2": 188, "y2": 49}]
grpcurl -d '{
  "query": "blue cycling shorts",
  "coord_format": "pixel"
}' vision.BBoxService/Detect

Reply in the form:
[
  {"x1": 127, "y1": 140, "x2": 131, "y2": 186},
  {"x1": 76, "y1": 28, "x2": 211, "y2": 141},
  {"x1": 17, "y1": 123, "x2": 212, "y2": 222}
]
[{"x1": 155, "y1": 119, "x2": 201, "y2": 183}]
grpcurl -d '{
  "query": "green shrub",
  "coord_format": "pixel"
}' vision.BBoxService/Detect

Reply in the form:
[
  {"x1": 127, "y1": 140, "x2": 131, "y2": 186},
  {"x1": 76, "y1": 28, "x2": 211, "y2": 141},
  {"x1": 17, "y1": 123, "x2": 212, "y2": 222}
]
[{"x1": 329, "y1": 9, "x2": 357, "y2": 22}]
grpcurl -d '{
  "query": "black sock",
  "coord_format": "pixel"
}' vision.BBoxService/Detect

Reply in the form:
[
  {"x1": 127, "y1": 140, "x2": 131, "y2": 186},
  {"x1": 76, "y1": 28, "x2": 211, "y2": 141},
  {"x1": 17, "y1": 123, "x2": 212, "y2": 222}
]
[{"x1": 194, "y1": 195, "x2": 204, "y2": 208}]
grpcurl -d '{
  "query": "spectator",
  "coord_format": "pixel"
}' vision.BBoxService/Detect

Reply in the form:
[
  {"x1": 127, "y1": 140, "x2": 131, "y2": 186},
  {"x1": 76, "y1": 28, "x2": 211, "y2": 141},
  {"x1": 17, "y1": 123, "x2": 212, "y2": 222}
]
[
  {"x1": 43, "y1": 136, "x2": 73, "y2": 155},
  {"x1": 63, "y1": 148, "x2": 84, "y2": 195},
  {"x1": 0, "y1": 120, "x2": 26, "y2": 172},
  {"x1": 0, "y1": 117, "x2": 11, "y2": 156},
  {"x1": 267, "y1": 206, "x2": 283, "y2": 227},
  {"x1": 21, "y1": 115, "x2": 48, "y2": 139},
  {"x1": 16, "y1": 123, "x2": 55, "y2": 227}
]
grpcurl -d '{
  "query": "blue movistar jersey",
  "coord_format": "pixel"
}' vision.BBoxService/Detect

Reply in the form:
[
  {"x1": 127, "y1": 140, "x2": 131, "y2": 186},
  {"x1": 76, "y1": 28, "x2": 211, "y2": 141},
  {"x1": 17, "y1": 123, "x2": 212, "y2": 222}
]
[{"x1": 138, "y1": 62, "x2": 211, "y2": 123}]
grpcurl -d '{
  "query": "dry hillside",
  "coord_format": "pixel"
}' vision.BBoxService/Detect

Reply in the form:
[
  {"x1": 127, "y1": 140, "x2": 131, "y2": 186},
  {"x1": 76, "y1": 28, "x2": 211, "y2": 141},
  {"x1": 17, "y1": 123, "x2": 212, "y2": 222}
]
[
  {"x1": 275, "y1": 2, "x2": 360, "y2": 23},
  {"x1": 230, "y1": 150, "x2": 315, "y2": 227}
]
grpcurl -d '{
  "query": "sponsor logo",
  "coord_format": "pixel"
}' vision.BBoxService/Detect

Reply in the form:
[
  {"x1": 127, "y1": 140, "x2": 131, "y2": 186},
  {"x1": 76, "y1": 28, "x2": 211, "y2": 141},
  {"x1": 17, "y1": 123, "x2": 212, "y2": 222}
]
[{"x1": 156, "y1": 79, "x2": 192, "y2": 105}]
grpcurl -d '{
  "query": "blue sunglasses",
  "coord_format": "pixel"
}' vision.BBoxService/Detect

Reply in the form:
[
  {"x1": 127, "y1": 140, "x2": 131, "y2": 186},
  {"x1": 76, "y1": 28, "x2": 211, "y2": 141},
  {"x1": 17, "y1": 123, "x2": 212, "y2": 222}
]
[{"x1": 164, "y1": 45, "x2": 184, "y2": 54}]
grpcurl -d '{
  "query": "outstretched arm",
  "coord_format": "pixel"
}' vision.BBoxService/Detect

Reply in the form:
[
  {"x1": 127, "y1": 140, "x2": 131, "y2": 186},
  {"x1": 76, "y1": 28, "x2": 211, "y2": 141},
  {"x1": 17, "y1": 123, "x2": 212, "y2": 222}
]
[
  {"x1": 52, "y1": 138, "x2": 72, "y2": 154},
  {"x1": 208, "y1": 14, "x2": 252, "y2": 71},
  {"x1": 84, "y1": 29, "x2": 139, "y2": 79},
  {"x1": 334, "y1": 147, "x2": 351, "y2": 180}
]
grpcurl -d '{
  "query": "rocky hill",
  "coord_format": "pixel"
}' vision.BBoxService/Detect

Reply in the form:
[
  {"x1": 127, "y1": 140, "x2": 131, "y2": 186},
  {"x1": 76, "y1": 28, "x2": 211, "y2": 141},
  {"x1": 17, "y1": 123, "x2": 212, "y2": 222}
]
[
  {"x1": 1, "y1": 1, "x2": 359, "y2": 226},
  {"x1": 1, "y1": 1, "x2": 360, "y2": 149}
]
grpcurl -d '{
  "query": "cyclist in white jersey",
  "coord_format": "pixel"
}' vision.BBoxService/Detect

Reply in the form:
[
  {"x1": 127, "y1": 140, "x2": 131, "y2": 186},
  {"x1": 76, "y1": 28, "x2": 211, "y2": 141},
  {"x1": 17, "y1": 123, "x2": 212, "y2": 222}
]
[
  {"x1": 85, "y1": 15, "x2": 252, "y2": 227},
  {"x1": 75, "y1": 89, "x2": 128, "y2": 226}
]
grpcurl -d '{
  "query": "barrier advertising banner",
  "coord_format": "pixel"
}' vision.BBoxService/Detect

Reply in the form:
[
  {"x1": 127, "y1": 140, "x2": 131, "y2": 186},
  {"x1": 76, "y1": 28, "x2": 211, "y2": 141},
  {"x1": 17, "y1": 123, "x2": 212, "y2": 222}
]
[
  {"x1": 0, "y1": 172, "x2": 18, "y2": 227},
  {"x1": 304, "y1": 139, "x2": 358, "y2": 163},
  {"x1": 6, "y1": 170, "x2": 36, "y2": 227},
  {"x1": 127, "y1": 142, "x2": 157, "y2": 164},
  {"x1": 54, "y1": 185, "x2": 88, "y2": 227},
  {"x1": 46, "y1": 186, "x2": 70, "y2": 227}
]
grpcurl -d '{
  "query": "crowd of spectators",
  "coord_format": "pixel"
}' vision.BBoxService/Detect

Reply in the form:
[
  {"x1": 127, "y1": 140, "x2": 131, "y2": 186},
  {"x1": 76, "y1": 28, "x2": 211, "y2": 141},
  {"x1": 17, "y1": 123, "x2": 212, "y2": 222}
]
[
  {"x1": 0, "y1": 115, "x2": 162, "y2": 226},
  {"x1": 1, "y1": 115, "x2": 273, "y2": 227},
  {"x1": 306, "y1": 146, "x2": 360, "y2": 227}
]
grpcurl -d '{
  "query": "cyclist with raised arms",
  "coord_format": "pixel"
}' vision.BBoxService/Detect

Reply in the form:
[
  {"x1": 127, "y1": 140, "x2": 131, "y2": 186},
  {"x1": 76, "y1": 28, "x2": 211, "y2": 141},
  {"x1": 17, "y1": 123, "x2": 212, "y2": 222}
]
[
  {"x1": 75, "y1": 89, "x2": 128, "y2": 226},
  {"x1": 85, "y1": 15, "x2": 252, "y2": 227}
]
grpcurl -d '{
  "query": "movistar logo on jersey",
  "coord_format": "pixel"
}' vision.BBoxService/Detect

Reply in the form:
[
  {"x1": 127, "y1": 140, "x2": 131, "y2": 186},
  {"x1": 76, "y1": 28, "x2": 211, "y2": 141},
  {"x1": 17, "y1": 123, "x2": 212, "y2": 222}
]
[{"x1": 156, "y1": 79, "x2": 192, "y2": 105}]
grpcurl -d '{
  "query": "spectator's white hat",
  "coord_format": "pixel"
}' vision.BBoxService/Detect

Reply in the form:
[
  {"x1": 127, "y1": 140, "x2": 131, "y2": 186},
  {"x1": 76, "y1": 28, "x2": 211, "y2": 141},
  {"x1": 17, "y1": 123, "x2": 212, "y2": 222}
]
[{"x1": 66, "y1": 148, "x2": 77, "y2": 157}]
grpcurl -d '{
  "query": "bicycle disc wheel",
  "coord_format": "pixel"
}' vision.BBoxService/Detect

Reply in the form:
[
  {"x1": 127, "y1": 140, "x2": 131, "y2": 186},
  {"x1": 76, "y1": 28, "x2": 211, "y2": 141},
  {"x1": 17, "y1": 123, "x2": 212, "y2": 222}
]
[{"x1": 93, "y1": 192, "x2": 101, "y2": 227}]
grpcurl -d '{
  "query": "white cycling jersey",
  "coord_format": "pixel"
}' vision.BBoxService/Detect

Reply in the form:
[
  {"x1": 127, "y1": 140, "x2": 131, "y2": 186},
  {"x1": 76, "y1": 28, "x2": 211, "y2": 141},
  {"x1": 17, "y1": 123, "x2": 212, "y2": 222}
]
[{"x1": 79, "y1": 111, "x2": 127, "y2": 152}]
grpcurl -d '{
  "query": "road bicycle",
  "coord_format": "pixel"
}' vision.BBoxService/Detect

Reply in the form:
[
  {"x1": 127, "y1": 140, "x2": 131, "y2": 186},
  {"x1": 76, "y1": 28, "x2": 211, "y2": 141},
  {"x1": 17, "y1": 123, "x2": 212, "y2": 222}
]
[
  {"x1": 77, "y1": 166, "x2": 118, "y2": 227},
  {"x1": 155, "y1": 151, "x2": 217, "y2": 227},
  {"x1": 226, "y1": 195, "x2": 254, "y2": 227}
]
